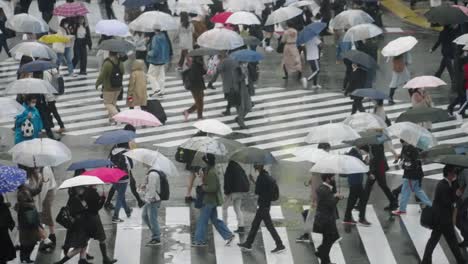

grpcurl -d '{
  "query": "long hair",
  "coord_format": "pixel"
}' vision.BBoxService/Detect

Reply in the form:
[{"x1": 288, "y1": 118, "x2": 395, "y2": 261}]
[{"x1": 180, "y1": 12, "x2": 190, "y2": 29}]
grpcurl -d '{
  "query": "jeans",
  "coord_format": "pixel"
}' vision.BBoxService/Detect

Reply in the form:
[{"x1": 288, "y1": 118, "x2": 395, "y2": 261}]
[
  {"x1": 222, "y1": 193, "x2": 244, "y2": 227},
  {"x1": 57, "y1": 47, "x2": 74, "y2": 75},
  {"x1": 399, "y1": 179, "x2": 432, "y2": 211},
  {"x1": 142, "y1": 202, "x2": 161, "y2": 240},
  {"x1": 113, "y1": 182, "x2": 131, "y2": 219},
  {"x1": 194, "y1": 203, "x2": 232, "y2": 243},
  {"x1": 244, "y1": 206, "x2": 283, "y2": 247}
]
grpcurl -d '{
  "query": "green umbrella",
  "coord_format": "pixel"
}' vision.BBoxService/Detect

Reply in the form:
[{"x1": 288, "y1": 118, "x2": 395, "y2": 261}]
[
  {"x1": 430, "y1": 154, "x2": 468, "y2": 168},
  {"x1": 343, "y1": 131, "x2": 391, "y2": 147},
  {"x1": 395, "y1": 107, "x2": 452, "y2": 123},
  {"x1": 230, "y1": 147, "x2": 277, "y2": 165}
]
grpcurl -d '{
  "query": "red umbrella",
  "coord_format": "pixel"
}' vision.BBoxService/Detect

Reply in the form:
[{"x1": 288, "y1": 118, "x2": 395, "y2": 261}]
[
  {"x1": 210, "y1": 12, "x2": 233, "y2": 24},
  {"x1": 81, "y1": 168, "x2": 127, "y2": 183},
  {"x1": 53, "y1": 2, "x2": 89, "y2": 17}
]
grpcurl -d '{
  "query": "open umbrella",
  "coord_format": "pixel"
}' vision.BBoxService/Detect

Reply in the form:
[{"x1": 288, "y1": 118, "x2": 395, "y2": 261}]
[
  {"x1": 224, "y1": 0, "x2": 264, "y2": 12},
  {"x1": 82, "y1": 168, "x2": 128, "y2": 183},
  {"x1": 351, "y1": 88, "x2": 389, "y2": 100},
  {"x1": 113, "y1": 109, "x2": 162, "y2": 127},
  {"x1": 129, "y1": 11, "x2": 178, "y2": 32},
  {"x1": 180, "y1": 137, "x2": 230, "y2": 155},
  {"x1": 454, "y1": 33, "x2": 468, "y2": 45},
  {"x1": 210, "y1": 11, "x2": 233, "y2": 24},
  {"x1": 387, "y1": 122, "x2": 437, "y2": 150},
  {"x1": 193, "y1": 119, "x2": 233, "y2": 135},
  {"x1": 0, "y1": 166, "x2": 27, "y2": 194},
  {"x1": 9, "y1": 138, "x2": 72, "y2": 167},
  {"x1": 39, "y1": 34, "x2": 70, "y2": 44},
  {"x1": 67, "y1": 159, "x2": 114, "y2": 171},
  {"x1": 396, "y1": 107, "x2": 452, "y2": 123},
  {"x1": 96, "y1": 20, "x2": 129, "y2": 37},
  {"x1": 304, "y1": 123, "x2": 360, "y2": 144},
  {"x1": 226, "y1": 11, "x2": 261, "y2": 25},
  {"x1": 230, "y1": 49, "x2": 264, "y2": 62},
  {"x1": 6, "y1": 14, "x2": 49, "y2": 33},
  {"x1": 430, "y1": 154, "x2": 468, "y2": 167},
  {"x1": 425, "y1": 5, "x2": 468, "y2": 25},
  {"x1": 230, "y1": 147, "x2": 277, "y2": 165},
  {"x1": 197, "y1": 28, "x2": 244, "y2": 50},
  {"x1": 310, "y1": 154, "x2": 369, "y2": 174},
  {"x1": 0, "y1": 98, "x2": 24, "y2": 118},
  {"x1": 189, "y1": 137, "x2": 244, "y2": 166},
  {"x1": 188, "y1": 48, "x2": 219, "y2": 57},
  {"x1": 343, "y1": 112, "x2": 387, "y2": 132},
  {"x1": 381, "y1": 36, "x2": 418, "y2": 57},
  {"x1": 342, "y1": 50, "x2": 377, "y2": 69},
  {"x1": 297, "y1": 22, "x2": 327, "y2": 45},
  {"x1": 4, "y1": 78, "x2": 57, "y2": 95},
  {"x1": 20, "y1": 60, "x2": 57, "y2": 73},
  {"x1": 95, "y1": 130, "x2": 136, "y2": 145},
  {"x1": 10, "y1": 42, "x2": 57, "y2": 61},
  {"x1": 421, "y1": 144, "x2": 468, "y2": 159},
  {"x1": 329, "y1": 9, "x2": 374, "y2": 30},
  {"x1": 124, "y1": 148, "x2": 179, "y2": 177},
  {"x1": 265, "y1": 6, "x2": 303, "y2": 26},
  {"x1": 292, "y1": 147, "x2": 328, "y2": 163},
  {"x1": 59, "y1": 176, "x2": 106, "y2": 189},
  {"x1": 243, "y1": 36, "x2": 261, "y2": 46},
  {"x1": 53, "y1": 1, "x2": 89, "y2": 17},
  {"x1": 121, "y1": 0, "x2": 155, "y2": 8},
  {"x1": 98, "y1": 39, "x2": 135, "y2": 53},
  {"x1": 342, "y1": 23, "x2": 383, "y2": 42},
  {"x1": 174, "y1": 1, "x2": 205, "y2": 15},
  {"x1": 403, "y1": 76, "x2": 446, "y2": 89},
  {"x1": 343, "y1": 130, "x2": 391, "y2": 146}
]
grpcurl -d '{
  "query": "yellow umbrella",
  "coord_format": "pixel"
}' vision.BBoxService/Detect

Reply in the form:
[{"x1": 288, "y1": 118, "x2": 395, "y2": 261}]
[{"x1": 38, "y1": 34, "x2": 70, "y2": 44}]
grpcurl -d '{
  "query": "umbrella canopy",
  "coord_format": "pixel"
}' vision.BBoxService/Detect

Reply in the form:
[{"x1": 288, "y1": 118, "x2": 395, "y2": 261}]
[
  {"x1": 396, "y1": 107, "x2": 452, "y2": 123},
  {"x1": 265, "y1": 6, "x2": 303, "y2": 26},
  {"x1": 351, "y1": 88, "x2": 389, "y2": 100},
  {"x1": 9, "y1": 138, "x2": 72, "y2": 167},
  {"x1": 210, "y1": 12, "x2": 233, "y2": 24},
  {"x1": 95, "y1": 130, "x2": 136, "y2": 145},
  {"x1": 304, "y1": 123, "x2": 360, "y2": 144},
  {"x1": 421, "y1": 144, "x2": 468, "y2": 159},
  {"x1": 129, "y1": 11, "x2": 178, "y2": 32},
  {"x1": 82, "y1": 168, "x2": 128, "y2": 183},
  {"x1": 188, "y1": 137, "x2": 244, "y2": 166},
  {"x1": 10, "y1": 42, "x2": 57, "y2": 61},
  {"x1": 174, "y1": 1, "x2": 205, "y2": 15},
  {"x1": 310, "y1": 154, "x2": 369, "y2": 174},
  {"x1": 343, "y1": 23, "x2": 383, "y2": 42},
  {"x1": 342, "y1": 50, "x2": 377, "y2": 69},
  {"x1": 387, "y1": 122, "x2": 437, "y2": 150},
  {"x1": 113, "y1": 109, "x2": 162, "y2": 127},
  {"x1": 98, "y1": 39, "x2": 135, "y2": 53},
  {"x1": 53, "y1": 1, "x2": 89, "y2": 17},
  {"x1": 121, "y1": 0, "x2": 155, "y2": 8},
  {"x1": 96, "y1": 20, "x2": 129, "y2": 37},
  {"x1": 6, "y1": 14, "x2": 49, "y2": 33},
  {"x1": 381, "y1": 36, "x2": 418, "y2": 57},
  {"x1": 230, "y1": 49, "x2": 264, "y2": 62},
  {"x1": 39, "y1": 34, "x2": 70, "y2": 44},
  {"x1": 343, "y1": 130, "x2": 391, "y2": 146},
  {"x1": 430, "y1": 154, "x2": 468, "y2": 167},
  {"x1": 188, "y1": 48, "x2": 219, "y2": 57},
  {"x1": 403, "y1": 76, "x2": 447, "y2": 89},
  {"x1": 20, "y1": 60, "x2": 57, "y2": 73},
  {"x1": 4, "y1": 78, "x2": 57, "y2": 95},
  {"x1": 193, "y1": 119, "x2": 233, "y2": 135},
  {"x1": 292, "y1": 147, "x2": 329, "y2": 163},
  {"x1": 0, "y1": 98, "x2": 24, "y2": 118},
  {"x1": 454, "y1": 33, "x2": 468, "y2": 45},
  {"x1": 226, "y1": 11, "x2": 261, "y2": 25},
  {"x1": 197, "y1": 28, "x2": 244, "y2": 50},
  {"x1": 243, "y1": 36, "x2": 261, "y2": 46},
  {"x1": 329, "y1": 9, "x2": 374, "y2": 30},
  {"x1": 0, "y1": 166, "x2": 27, "y2": 194},
  {"x1": 343, "y1": 112, "x2": 387, "y2": 132},
  {"x1": 453, "y1": 4, "x2": 468, "y2": 15},
  {"x1": 230, "y1": 147, "x2": 277, "y2": 165},
  {"x1": 59, "y1": 176, "x2": 105, "y2": 189},
  {"x1": 289, "y1": 0, "x2": 320, "y2": 11},
  {"x1": 297, "y1": 22, "x2": 327, "y2": 45},
  {"x1": 180, "y1": 136, "x2": 231, "y2": 155},
  {"x1": 67, "y1": 159, "x2": 114, "y2": 171},
  {"x1": 124, "y1": 148, "x2": 179, "y2": 177},
  {"x1": 224, "y1": 0, "x2": 264, "y2": 12},
  {"x1": 425, "y1": 5, "x2": 468, "y2": 25}
]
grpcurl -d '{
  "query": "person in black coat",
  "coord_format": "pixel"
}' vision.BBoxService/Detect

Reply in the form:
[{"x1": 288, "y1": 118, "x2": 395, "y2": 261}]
[
  {"x1": 0, "y1": 8, "x2": 10, "y2": 57},
  {"x1": 38, "y1": 0, "x2": 56, "y2": 23},
  {"x1": 183, "y1": 56, "x2": 207, "y2": 120},
  {"x1": 223, "y1": 161, "x2": 250, "y2": 233},
  {"x1": 430, "y1": 25, "x2": 460, "y2": 83},
  {"x1": 344, "y1": 63, "x2": 367, "y2": 114},
  {"x1": 0, "y1": 195, "x2": 16, "y2": 264},
  {"x1": 421, "y1": 165, "x2": 466, "y2": 264}
]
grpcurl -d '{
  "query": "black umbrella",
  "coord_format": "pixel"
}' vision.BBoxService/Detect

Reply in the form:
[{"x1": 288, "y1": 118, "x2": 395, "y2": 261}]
[
  {"x1": 98, "y1": 39, "x2": 135, "y2": 53},
  {"x1": 430, "y1": 154, "x2": 468, "y2": 168},
  {"x1": 351, "y1": 88, "x2": 389, "y2": 100},
  {"x1": 188, "y1": 48, "x2": 220, "y2": 57},
  {"x1": 424, "y1": 6, "x2": 468, "y2": 25},
  {"x1": 342, "y1": 50, "x2": 377, "y2": 70},
  {"x1": 230, "y1": 147, "x2": 277, "y2": 165},
  {"x1": 421, "y1": 144, "x2": 468, "y2": 160},
  {"x1": 343, "y1": 131, "x2": 391, "y2": 147},
  {"x1": 395, "y1": 107, "x2": 452, "y2": 123}
]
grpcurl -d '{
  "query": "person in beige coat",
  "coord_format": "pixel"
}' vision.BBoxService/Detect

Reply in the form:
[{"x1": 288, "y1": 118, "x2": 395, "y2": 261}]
[{"x1": 127, "y1": 60, "x2": 148, "y2": 109}]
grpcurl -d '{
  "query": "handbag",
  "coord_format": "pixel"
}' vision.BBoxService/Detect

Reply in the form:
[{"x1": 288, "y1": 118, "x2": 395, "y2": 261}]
[
  {"x1": 420, "y1": 206, "x2": 434, "y2": 229},
  {"x1": 56, "y1": 206, "x2": 75, "y2": 229},
  {"x1": 194, "y1": 185, "x2": 204, "y2": 209}
]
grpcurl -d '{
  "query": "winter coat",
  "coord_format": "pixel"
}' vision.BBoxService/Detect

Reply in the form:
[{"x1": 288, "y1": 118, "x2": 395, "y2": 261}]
[
  {"x1": 0, "y1": 200, "x2": 15, "y2": 262},
  {"x1": 345, "y1": 67, "x2": 367, "y2": 97},
  {"x1": 127, "y1": 60, "x2": 147, "y2": 107},
  {"x1": 38, "y1": 0, "x2": 55, "y2": 12},
  {"x1": 369, "y1": 144, "x2": 389, "y2": 177},
  {"x1": 202, "y1": 166, "x2": 223, "y2": 206},
  {"x1": 432, "y1": 179, "x2": 458, "y2": 227},
  {"x1": 15, "y1": 104, "x2": 43, "y2": 144},
  {"x1": 211, "y1": 57, "x2": 241, "y2": 94},
  {"x1": 255, "y1": 170, "x2": 274, "y2": 208},
  {"x1": 313, "y1": 184, "x2": 339, "y2": 238},
  {"x1": 16, "y1": 183, "x2": 43, "y2": 246},
  {"x1": 95, "y1": 56, "x2": 125, "y2": 92},
  {"x1": 401, "y1": 144, "x2": 424, "y2": 180},
  {"x1": 147, "y1": 33, "x2": 170, "y2": 65},
  {"x1": 82, "y1": 187, "x2": 106, "y2": 241},
  {"x1": 282, "y1": 28, "x2": 302, "y2": 73},
  {"x1": 184, "y1": 57, "x2": 206, "y2": 91},
  {"x1": 223, "y1": 161, "x2": 249, "y2": 195},
  {"x1": 431, "y1": 27, "x2": 458, "y2": 59}
]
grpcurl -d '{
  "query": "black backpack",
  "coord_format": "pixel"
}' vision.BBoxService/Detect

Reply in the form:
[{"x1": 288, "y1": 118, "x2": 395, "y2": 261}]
[
  {"x1": 105, "y1": 58, "x2": 123, "y2": 88},
  {"x1": 270, "y1": 176, "x2": 279, "y2": 201},
  {"x1": 148, "y1": 170, "x2": 170, "y2": 201},
  {"x1": 110, "y1": 149, "x2": 131, "y2": 172}
]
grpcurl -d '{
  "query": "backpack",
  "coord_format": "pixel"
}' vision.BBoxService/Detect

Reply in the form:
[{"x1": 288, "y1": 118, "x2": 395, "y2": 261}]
[
  {"x1": 105, "y1": 58, "x2": 123, "y2": 88},
  {"x1": 148, "y1": 170, "x2": 170, "y2": 201},
  {"x1": 50, "y1": 71, "x2": 65, "y2": 95},
  {"x1": 270, "y1": 176, "x2": 280, "y2": 201},
  {"x1": 21, "y1": 118, "x2": 34, "y2": 138},
  {"x1": 110, "y1": 149, "x2": 130, "y2": 172}
]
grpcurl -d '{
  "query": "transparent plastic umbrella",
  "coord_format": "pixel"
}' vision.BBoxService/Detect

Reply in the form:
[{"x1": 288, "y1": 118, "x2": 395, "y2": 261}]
[
  {"x1": 197, "y1": 28, "x2": 244, "y2": 50},
  {"x1": 403, "y1": 76, "x2": 446, "y2": 89},
  {"x1": 192, "y1": 119, "x2": 233, "y2": 136},
  {"x1": 226, "y1": 11, "x2": 261, "y2": 25},
  {"x1": 381, "y1": 36, "x2": 418, "y2": 57},
  {"x1": 304, "y1": 123, "x2": 360, "y2": 144},
  {"x1": 129, "y1": 11, "x2": 178, "y2": 32},
  {"x1": 387, "y1": 122, "x2": 437, "y2": 150},
  {"x1": 10, "y1": 42, "x2": 57, "y2": 61},
  {"x1": 124, "y1": 148, "x2": 179, "y2": 177},
  {"x1": 343, "y1": 112, "x2": 387, "y2": 132},
  {"x1": 4, "y1": 78, "x2": 57, "y2": 95},
  {"x1": 265, "y1": 6, "x2": 303, "y2": 26},
  {"x1": 96, "y1": 20, "x2": 129, "y2": 37},
  {"x1": 292, "y1": 147, "x2": 328, "y2": 163},
  {"x1": 454, "y1": 33, "x2": 468, "y2": 45},
  {"x1": 342, "y1": 23, "x2": 383, "y2": 42},
  {"x1": 310, "y1": 154, "x2": 369, "y2": 174},
  {"x1": 6, "y1": 13, "x2": 48, "y2": 33},
  {"x1": 224, "y1": 0, "x2": 265, "y2": 12},
  {"x1": 329, "y1": 9, "x2": 374, "y2": 30},
  {"x1": 9, "y1": 138, "x2": 72, "y2": 167}
]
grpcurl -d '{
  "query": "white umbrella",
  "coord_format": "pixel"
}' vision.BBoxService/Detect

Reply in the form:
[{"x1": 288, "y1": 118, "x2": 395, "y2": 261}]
[
  {"x1": 129, "y1": 11, "x2": 178, "y2": 32},
  {"x1": 4, "y1": 78, "x2": 57, "y2": 95},
  {"x1": 59, "y1": 176, "x2": 105, "y2": 189},
  {"x1": 96, "y1": 19, "x2": 129, "y2": 37},
  {"x1": 10, "y1": 42, "x2": 57, "y2": 61},
  {"x1": 124, "y1": 148, "x2": 179, "y2": 177},
  {"x1": 6, "y1": 13, "x2": 49, "y2": 33},
  {"x1": 387, "y1": 122, "x2": 437, "y2": 150},
  {"x1": 174, "y1": 2, "x2": 205, "y2": 15},
  {"x1": 197, "y1": 28, "x2": 244, "y2": 50},
  {"x1": 343, "y1": 23, "x2": 383, "y2": 42},
  {"x1": 381, "y1": 36, "x2": 418, "y2": 57},
  {"x1": 265, "y1": 6, "x2": 303, "y2": 26},
  {"x1": 304, "y1": 123, "x2": 360, "y2": 144},
  {"x1": 310, "y1": 154, "x2": 369, "y2": 174},
  {"x1": 224, "y1": 0, "x2": 265, "y2": 13},
  {"x1": 193, "y1": 119, "x2": 233, "y2": 135},
  {"x1": 329, "y1": 10, "x2": 374, "y2": 30},
  {"x1": 403, "y1": 76, "x2": 447, "y2": 89},
  {"x1": 9, "y1": 138, "x2": 72, "y2": 167},
  {"x1": 293, "y1": 146, "x2": 329, "y2": 163},
  {"x1": 289, "y1": 0, "x2": 320, "y2": 15},
  {"x1": 226, "y1": 11, "x2": 261, "y2": 25},
  {"x1": 0, "y1": 1, "x2": 13, "y2": 18},
  {"x1": 180, "y1": 136, "x2": 229, "y2": 155},
  {"x1": 454, "y1": 33, "x2": 468, "y2": 45},
  {"x1": 0, "y1": 98, "x2": 24, "y2": 118},
  {"x1": 343, "y1": 112, "x2": 387, "y2": 132}
]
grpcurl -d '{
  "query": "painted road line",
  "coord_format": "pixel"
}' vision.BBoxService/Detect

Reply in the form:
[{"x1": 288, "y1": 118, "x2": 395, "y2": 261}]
[
  {"x1": 214, "y1": 207, "x2": 243, "y2": 264},
  {"x1": 261, "y1": 206, "x2": 294, "y2": 263},
  {"x1": 114, "y1": 207, "x2": 143, "y2": 264},
  {"x1": 165, "y1": 207, "x2": 191, "y2": 264}
]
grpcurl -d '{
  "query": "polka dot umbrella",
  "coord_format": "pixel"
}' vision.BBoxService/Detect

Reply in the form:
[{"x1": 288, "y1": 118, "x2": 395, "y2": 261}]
[{"x1": 0, "y1": 166, "x2": 27, "y2": 194}]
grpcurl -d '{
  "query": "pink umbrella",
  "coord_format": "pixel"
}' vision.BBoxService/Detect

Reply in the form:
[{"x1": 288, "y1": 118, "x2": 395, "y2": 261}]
[
  {"x1": 453, "y1": 5, "x2": 468, "y2": 15},
  {"x1": 82, "y1": 168, "x2": 127, "y2": 183},
  {"x1": 403, "y1": 75, "x2": 447, "y2": 89},
  {"x1": 53, "y1": 2, "x2": 89, "y2": 17},
  {"x1": 113, "y1": 109, "x2": 162, "y2": 127},
  {"x1": 210, "y1": 12, "x2": 233, "y2": 24}
]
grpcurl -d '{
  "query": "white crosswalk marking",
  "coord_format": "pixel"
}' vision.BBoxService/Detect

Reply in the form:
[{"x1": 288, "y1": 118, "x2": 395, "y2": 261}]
[
  {"x1": 114, "y1": 208, "x2": 143, "y2": 263},
  {"x1": 165, "y1": 207, "x2": 191, "y2": 264},
  {"x1": 215, "y1": 207, "x2": 243, "y2": 264},
  {"x1": 262, "y1": 206, "x2": 294, "y2": 263}
]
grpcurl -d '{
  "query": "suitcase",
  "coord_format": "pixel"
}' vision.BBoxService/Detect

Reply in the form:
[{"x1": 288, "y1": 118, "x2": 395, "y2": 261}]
[{"x1": 145, "y1": 99, "x2": 167, "y2": 124}]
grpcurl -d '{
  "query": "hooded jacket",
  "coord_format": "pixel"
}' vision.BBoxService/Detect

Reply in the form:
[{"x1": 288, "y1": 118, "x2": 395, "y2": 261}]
[
  {"x1": 127, "y1": 60, "x2": 147, "y2": 107},
  {"x1": 146, "y1": 33, "x2": 170, "y2": 65},
  {"x1": 15, "y1": 104, "x2": 43, "y2": 144}
]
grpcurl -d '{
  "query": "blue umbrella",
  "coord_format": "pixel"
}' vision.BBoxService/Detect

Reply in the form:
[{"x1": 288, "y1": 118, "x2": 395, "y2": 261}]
[
  {"x1": 0, "y1": 166, "x2": 27, "y2": 194},
  {"x1": 297, "y1": 22, "x2": 327, "y2": 45},
  {"x1": 20, "y1": 60, "x2": 56, "y2": 73},
  {"x1": 351, "y1": 88, "x2": 389, "y2": 100},
  {"x1": 121, "y1": 0, "x2": 155, "y2": 8},
  {"x1": 67, "y1": 159, "x2": 114, "y2": 171},
  {"x1": 95, "y1": 130, "x2": 136, "y2": 145},
  {"x1": 230, "y1": 49, "x2": 264, "y2": 62}
]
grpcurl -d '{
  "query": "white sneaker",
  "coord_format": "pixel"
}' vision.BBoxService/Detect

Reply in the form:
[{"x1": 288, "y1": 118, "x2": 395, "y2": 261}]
[
  {"x1": 315, "y1": 84, "x2": 322, "y2": 89},
  {"x1": 311, "y1": 85, "x2": 317, "y2": 89},
  {"x1": 301, "y1": 77, "x2": 307, "y2": 89},
  {"x1": 265, "y1": 46, "x2": 274, "y2": 52}
]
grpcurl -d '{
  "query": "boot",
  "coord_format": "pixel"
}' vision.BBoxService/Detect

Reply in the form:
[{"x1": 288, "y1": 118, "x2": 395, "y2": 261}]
[
  {"x1": 388, "y1": 88, "x2": 396, "y2": 105},
  {"x1": 100, "y1": 243, "x2": 117, "y2": 264},
  {"x1": 54, "y1": 256, "x2": 70, "y2": 264}
]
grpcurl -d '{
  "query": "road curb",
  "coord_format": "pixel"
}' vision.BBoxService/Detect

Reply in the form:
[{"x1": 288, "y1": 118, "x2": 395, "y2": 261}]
[{"x1": 380, "y1": 0, "x2": 440, "y2": 31}]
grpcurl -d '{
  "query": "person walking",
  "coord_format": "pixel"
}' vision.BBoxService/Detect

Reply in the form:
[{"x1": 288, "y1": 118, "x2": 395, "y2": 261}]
[
  {"x1": 35, "y1": 167, "x2": 58, "y2": 253},
  {"x1": 183, "y1": 55, "x2": 206, "y2": 121},
  {"x1": 223, "y1": 160, "x2": 250, "y2": 233},
  {"x1": 411, "y1": 88, "x2": 433, "y2": 130},
  {"x1": 139, "y1": 167, "x2": 163, "y2": 246},
  {"x1": 72, "y1": 17, "x2": 92, "y2": 76},
  {"x1": 282, "y1": 21, "x2": 307, "y2": 88},
  {"x1": 175, "y1": 12, "x2": 193, "y2": 70},
  {"x1": 147, "y1": 25, "x2": 170, "y2": 97},
  {"x1": 456, "y1": 169, "x2": 468, "y2": 247},
  {"x1": 54, "y1": 19, "x2": 76, "y2": 77},
  {"x1": 127, "y1": 59, "x2": 148, "y2": 110},
  {"x1": 38, "y1": 0, "x2": 55, "y2": 23},
  {"x1": 0, "y1": 8, "x2": 11, "y2": 57},
  {"x1": 15, "y1": 95, "x2": 43, "y2": 144},
  {"x1": 344, "y1": 63, "x2": 367, "y2": 114},
  {"x1": 132, "y1": 31, "x2": 148, "y2": 61},
  {"x1": 421, "y1": 165, "x2": 466, "y2": 264},
  {"x1": 44, "y1": 67, "x2": 66, "y2": 133},
  {"x1": 238, "y1": 164, "x2": 285, "y2": 253},
  {"x1": 208, "y1": 53, "x2": 240, "y2": 115},
  {"x1": 388, "y1": 52, "x2": 412, "y2": 105},
  {"x1": 192, "y1": 154, "x2": 235, "y2": 246},
  {"x1": 18, "y1": 0, "x2": 32, "y2": 13},
  {"x1": 0, "y1": 195, "x2": 16, "y2": 264},
  {"x1": 430, "y1": 25, "x2": 458, "y2": 83},
  {"x1": 104, "y1": 0, "x2": 116, "y2": 19},
  {"x1": 304, "y1": 35, "x2": 322, "y2": 88}
]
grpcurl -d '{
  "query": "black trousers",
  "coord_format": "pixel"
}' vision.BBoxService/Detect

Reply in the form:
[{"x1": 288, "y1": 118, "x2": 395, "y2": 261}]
[
  {"x1": 344, "y1": 184, "x2": 367, "y2": 220},
  {"x1": 317, "y1": 232, "x2": 338, "y2": 264},
  {"x1": 351, "y1": 98, "x2": 365, "y2": 114},
  {"x1": 422, "y1": 224, "x2": 465, "y2": 264},
  {"x1": 18, "y1": 0, "x2": 32, "y2": 13},
  {"x1": 0, "y1": 35, "x2": 10, "y2": 57},
  {"x1": 104, "y1": 0, "x2": 116, "y2": 19},
  {"x1": 105, "y1": 173, "x2": 143, "y2": 205},
  {"x1": 448, "y1": 92, "x2": 467, "y2": 114},
  {"x1": 41, "y1": 10, "x2": 53, "y2": 23},
  {"x1": 20, "y1": 244, "x2": 35, "y2": 261},
  {"x1": 72, "y1": 38, "x2": 88, "y2": 74},
  {"x1": 48, "y1": 101, "x2": 65, "y2": 128},
  {"x1": 434, "y1": 56, "x2": 454, "y2": 82},
  {"x1": 244, "y1": 206, "x2": 283, "y2": 247},
  {"x1": 457, "y1": 198, "x2": 468, "y2": 242},
  {"x1": 364, "y1": 172, "x2": 396, "y2": 205}
]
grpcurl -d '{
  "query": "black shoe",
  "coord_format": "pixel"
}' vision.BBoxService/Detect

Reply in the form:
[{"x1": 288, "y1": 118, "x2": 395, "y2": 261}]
[
  {"x1": 78, "y1": 259, "x2": 92, "y2": 264},
  {"x1": 295, "y1": 233, "x2": 310, "y2": 243},
  {"x1": 233, "y1": 226, "x2": 245, "y2": 233},
  {"x1": 112, "y1": 217, "x2": 124, "y2": 223},
  {"x1": 21, "y1": 259, "x2": 35, "y2": 263},
  {"x1": 184, "y1": 196, "x2": 193, "y2": 203},
  {"x1": 138, "y1": 201, "x2": 146, "y2": 208},
  {"x1": 384, "y1": 202, "x2": 398, "y2": 211},
  {"x1": 271, "y1": 244, "x2": 286, "y2": 253},
  {"x1": 459, "y1": 241, "x2": 468, "y2": 247},
  {"x1": 146, "y1": 239, "x2": 162, "y2": 246},
  {"x1": 86, "y1": 253, "x2": 94, "y2": 260},
  {"x1": 222, "y1": 111, "x2": 231, "y2": 116},
  {"x1": 388, "y1": 100, "x2": 395, "y2": 106},
  {"x1": 358, "y1": 219, "x2": 372, "y2": 226},
  {"x1": 235, "y1": 117, "x2": 247, "y2": 129},
  {"x1": 103, "y1": 257, "x2": 118, "y2": 264},
  {"x1": 237, "y1": 242, "x2": 252, "y2": 251},
  {"x1": 126, "y1": 208, "x2": 133, "y2": 218},
  {"x1": 104, "y1": 203, "x2": 114, "y2": 210}
]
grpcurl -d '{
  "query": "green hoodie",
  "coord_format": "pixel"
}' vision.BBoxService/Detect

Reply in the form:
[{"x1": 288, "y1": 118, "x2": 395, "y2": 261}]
[{"x1": 203, "y1": 166, "x2": 223, "y2": 206}]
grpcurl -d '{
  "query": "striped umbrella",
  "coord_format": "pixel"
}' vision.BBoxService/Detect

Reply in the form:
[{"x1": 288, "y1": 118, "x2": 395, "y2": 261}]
[{"x1": 53, "y1": 2, "x2": 89, "y2": 17}]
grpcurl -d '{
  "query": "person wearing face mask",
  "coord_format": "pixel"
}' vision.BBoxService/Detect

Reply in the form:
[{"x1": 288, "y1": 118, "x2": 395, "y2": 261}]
[
  {"x1": 344, "y1": 63, "x2": 367, "y2": 114},
  {"x1": 421, "y1": 165, "x2": 466, "y2": 264},
  {"x1": 15, "y1": 94, "x2": 43, "y2": 144}
]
